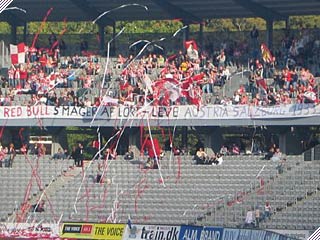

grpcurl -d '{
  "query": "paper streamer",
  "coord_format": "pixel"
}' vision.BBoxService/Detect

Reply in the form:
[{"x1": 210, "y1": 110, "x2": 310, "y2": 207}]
[
  {"x1": 92, "y1": 3, "x2": 148, "y2": 24},
  {"x1": 31, "y1": 7, "x2": 54, "y2": 48}
]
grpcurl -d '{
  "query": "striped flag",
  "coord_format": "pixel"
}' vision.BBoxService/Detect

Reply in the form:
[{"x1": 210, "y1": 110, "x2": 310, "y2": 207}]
[
  {"x1": 308, "y1": 227, "x2": 320, "y2": 240},
  {"x1": 0, "y1": 0, "x2": 14, "y2": 13}
]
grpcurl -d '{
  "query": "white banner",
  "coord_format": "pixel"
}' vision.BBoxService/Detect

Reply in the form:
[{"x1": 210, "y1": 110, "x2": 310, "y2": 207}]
[
  {"x1": 123, "y1": 224, "x2": 181, "y2": 240},
  {"x1": 0, "y1": 103, "x2": 320, "y2": 120},
  {"x1": 0, "y1": 222, "x2": 59, "y2": 239}
]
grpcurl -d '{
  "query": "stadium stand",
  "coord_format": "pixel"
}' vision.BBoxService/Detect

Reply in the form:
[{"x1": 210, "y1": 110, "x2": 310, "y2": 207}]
[
  {"x1": 1, "y1": 3, "x2": 320, "y2": 239},
  {"x1": 0, "y1": 149, "x2": 316, "y2": 234}
]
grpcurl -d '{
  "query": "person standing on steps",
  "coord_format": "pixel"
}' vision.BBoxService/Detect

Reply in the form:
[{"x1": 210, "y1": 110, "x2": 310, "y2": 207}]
[{"x1": 75, "y1": 142, "x2": 84, "y2": 167}]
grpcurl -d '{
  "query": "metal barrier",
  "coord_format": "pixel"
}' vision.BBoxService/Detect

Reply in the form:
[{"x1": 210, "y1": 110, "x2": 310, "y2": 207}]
[{"x1": 0, "y1": 40, "x2": 10, "y2": 68}]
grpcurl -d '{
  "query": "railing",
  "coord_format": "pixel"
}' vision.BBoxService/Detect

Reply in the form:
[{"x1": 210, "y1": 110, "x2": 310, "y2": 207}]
[
  {"x1": 0, "y1": 40, "x2": 10, "y2": 68},
  {"x1": 304, "y1": 144, "x2": 320, "y2": 161}
]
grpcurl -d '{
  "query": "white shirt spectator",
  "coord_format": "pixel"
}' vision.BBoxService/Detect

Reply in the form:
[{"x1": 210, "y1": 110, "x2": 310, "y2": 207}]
[
  {"x1": 217, "y1": 155, "x2": 223, "y2": 165},
  {"x1": 245, "y1": 210, "x2": 254, "y2": 224}
]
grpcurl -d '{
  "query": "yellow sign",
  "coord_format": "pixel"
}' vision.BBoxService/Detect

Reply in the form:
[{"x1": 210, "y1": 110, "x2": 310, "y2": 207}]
[{"x1": 60, "y1": 223, "x2": 125, "y2": 240}]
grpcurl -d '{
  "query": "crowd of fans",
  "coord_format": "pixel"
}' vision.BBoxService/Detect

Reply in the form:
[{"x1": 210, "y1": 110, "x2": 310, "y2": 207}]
[
  {"x1": 0, "y1": 26, "x2": 319, "y2": 108},
  {"x1": 0, "y1": 142, "x2": 16, "y2": 168}
]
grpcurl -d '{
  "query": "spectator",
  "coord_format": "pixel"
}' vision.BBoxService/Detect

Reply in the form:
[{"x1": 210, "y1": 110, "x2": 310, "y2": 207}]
[
  {"x1": 219, "y1": 145, "x2": 229, "y2": 155},
  {"x1": 91, "y1": 139, "x2": 100, "y2": 158},
  {"x1": 159, "y1": 150, "x2": 165, "y2": 160},
  {"x1": 74, "y1": 142, "x2": 84, "y2": 167},
  {"x1": 32, "y1": 200, "x2": 45, "y2": 212},
  {"x1": 194, "y1": 147, "x2": 207, "y2": 164},
  {"x1": 271, "y1": 147, "x2": 282, "y2": 162},
  {"x1": 244, "y1": 207, "x2": 255, "y2": 228},
  {"x1": 20, "y1": 143, "x2": 28, "y2": 155},
  {"x1": 124, "y1": 147, "x2": 134, "y2": 160},
  {"x1": 0, "y1": 144, "x2": 7, "y2": 167},
  {"x1": 105, "y1": 148, "x2": 117, "y2": 160},
  {"x1": 216, "y1": 50, "x2": 226, "y2": 68},
  {"x1": 231, "y1": 144, "x2": 240, "y2": 155},
  {"x1": 263, "y1": 201, "x2": 272, "y2": 220},
  {"x1": 250, "y1": 25, "x2": 259, "y2": 58},
  {"x1": 144, "y1": 158, "x2": 153, "y2": 169},
  {"x1": 255, "y1": 207, "x2": 262, "y2": 228},
  {"x1": 52, "y1": 148, "x2": 66, "y2": 160},
  {"x1": 173, "y1": 146, "x2": 182, "y2": 156},
  {"x1": 96, "y1": 162, "x2": 103, "y2": 183},
  {"x1": 264, "y1": 146, "x2": 275, "y2": 160},
  {"x1": 6, "y1": 143, "x2": 16, "y2": 168},
  {"x1": 276, "y1": 158, "x2": 287, "y2": 174},
  {"x1": 215, "y1": 153, "x2": 223, "y2": 165},
  {"x1": 141, "y1": 136, "x2": 161, "y2": 168}
]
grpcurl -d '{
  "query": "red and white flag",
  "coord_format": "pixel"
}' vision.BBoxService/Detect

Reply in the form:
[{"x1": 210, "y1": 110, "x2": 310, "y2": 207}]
[
  {"x1": 0, "y1": 0, "x2": 13, "y2": 13},
  {"x1": 10, "y1": 42, "x2": 26, "y2": 65}
]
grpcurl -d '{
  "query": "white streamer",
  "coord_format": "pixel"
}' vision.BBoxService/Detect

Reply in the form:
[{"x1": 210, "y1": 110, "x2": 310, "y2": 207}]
[
  {"x1": 172, "y1": 25, "x2": 188, "y2": 38},
  {"x1": 92, "y1": 3, "x2": 148, "y2": 24},
  {"x1": 3, "y1": 7, "x2": 27, "y2": 13},
  {"x1": 90, "y1": 27, "x2": 125, "y2": 127},
  {"x1": 124, "y1": 37, "x2": 166, "y2": 71}
]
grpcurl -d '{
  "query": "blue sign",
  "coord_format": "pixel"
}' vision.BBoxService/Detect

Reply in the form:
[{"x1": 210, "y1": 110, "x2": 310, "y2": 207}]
[
  {"x1": 238, "y1": 229, "x2": 252, "y2": 240},
  {"x1": 264, "y1": 231, "x2": 280, "y2": 240},
  {"x1": 222, "y1": 229, "x2": 239, "y2": 240},
  {"x1": 200, "y1": 227, "x2": 224, "y2": 240},
  {"x1": 179, "y1": 225, "x2": 203, "y2": 240},
  {"x1": 250, "y1": 230, "x2": 266, "y2": 240}
]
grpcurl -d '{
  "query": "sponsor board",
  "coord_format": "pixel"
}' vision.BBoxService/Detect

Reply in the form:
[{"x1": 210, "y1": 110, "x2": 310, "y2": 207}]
[
  {"x1": 250, "y1": 229, "x2": 267, "y2": 240},
  {"x1": 178, "y1": 225, "x2": 223, "y2": 240},
  {"x1": 200, "y1": 226, "x2": 223, "y2": 240},
  {"x1": 269, "y1": 229, "x2": 311, "y2": 240},
  {"x1": 264, "y1": 231, "x2": 280, "y2": 240},
  {"x1": 123, "y1": 224, "x2": 180, "y2": 240},
  {"x1": 179, "y1": 225, "x2": 203, "y2": 240},
  {"x1": 60, "y1": 222, "x2": 124, "y2": 240},
  {"x1": 222, "y1": 228, "x2": 239, "y2": 240},
  {"x1": 222, "y1": 228, "x2": 296, "y2": 240},
  {"x1": 0, "y1": 222, "x2": 59, "y2": 239}
]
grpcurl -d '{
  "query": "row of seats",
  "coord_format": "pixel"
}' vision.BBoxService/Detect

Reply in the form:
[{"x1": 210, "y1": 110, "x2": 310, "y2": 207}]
[
  {"x1": 196, "y1": 157, "x2": 319, "y2": 230},
  {"x1": 23, "y1": 154, "x2": 283, "y2": 225},
  {"x1": 2, "y1": 152, "x2": 318, "y2": 231}
]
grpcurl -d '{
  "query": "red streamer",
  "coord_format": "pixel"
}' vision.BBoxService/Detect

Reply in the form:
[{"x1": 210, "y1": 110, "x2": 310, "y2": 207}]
[
  {"x1": 50, "y1": 17, "x2": 67, "y2": 52},
  {"x1": 31, "y1": 7, "x2": 54, "y2": 48}
]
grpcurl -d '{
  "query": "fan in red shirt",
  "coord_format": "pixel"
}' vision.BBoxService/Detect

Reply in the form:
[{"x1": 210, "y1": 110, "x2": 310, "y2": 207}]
[{"x1": 141, "y1": 136, "x2": 161, "y2": 169}]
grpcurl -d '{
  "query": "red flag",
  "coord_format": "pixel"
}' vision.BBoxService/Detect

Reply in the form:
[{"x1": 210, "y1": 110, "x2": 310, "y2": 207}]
[{"x1": 184, "y1": 40, "x2": 198, "y2": 51}]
